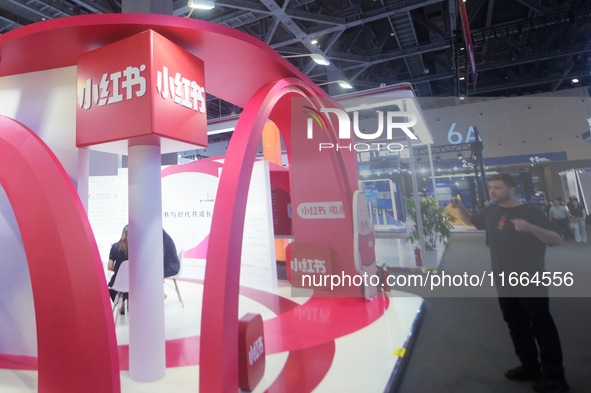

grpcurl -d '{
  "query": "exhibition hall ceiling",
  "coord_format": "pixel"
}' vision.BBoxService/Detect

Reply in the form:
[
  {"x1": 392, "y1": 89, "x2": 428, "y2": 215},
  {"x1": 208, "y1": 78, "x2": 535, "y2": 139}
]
[{"x1": 1, "y1": 0, "x2": 590, "y2": 119}]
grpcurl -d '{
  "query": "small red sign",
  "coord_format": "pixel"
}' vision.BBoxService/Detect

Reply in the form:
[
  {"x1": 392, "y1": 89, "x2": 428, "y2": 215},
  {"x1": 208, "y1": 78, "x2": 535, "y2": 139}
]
[
  {"x1": 76, "y1": 29, "x2": 208, "y2": 150},
  {"x1": 238, "y1": 313, "x2": 265, "y2": 392},
  {"x1": 286, "y1": 242, "x2": 332, "y2": 288}
]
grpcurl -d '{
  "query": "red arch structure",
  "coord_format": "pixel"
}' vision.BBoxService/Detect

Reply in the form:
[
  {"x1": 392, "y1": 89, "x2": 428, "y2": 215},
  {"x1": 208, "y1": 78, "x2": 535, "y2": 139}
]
[
  {"x1": 201, "y1": 77, "x2": 358, "y2": 392},
  {"x1": 0, "y1": 116, "x2": 120, "y2": 393}
]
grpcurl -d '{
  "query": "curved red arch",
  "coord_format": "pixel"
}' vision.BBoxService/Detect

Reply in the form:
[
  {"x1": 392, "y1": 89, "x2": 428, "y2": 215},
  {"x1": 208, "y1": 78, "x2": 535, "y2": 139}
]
[
  {"x1": 200, "y1": 77, "x2": 329, "y2": 392},
  {"x1": 0, "y1": 116, "x2": 120, "y2": 393}
]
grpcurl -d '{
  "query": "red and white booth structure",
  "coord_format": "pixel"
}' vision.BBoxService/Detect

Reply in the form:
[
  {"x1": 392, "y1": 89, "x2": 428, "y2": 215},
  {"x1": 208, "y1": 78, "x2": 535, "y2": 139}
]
[{"x1": 0, "y1": 14, "x2": 427, "y2": 393}]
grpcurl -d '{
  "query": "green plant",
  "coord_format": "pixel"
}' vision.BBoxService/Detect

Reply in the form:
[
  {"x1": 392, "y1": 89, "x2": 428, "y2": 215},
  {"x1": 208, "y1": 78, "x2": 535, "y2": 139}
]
[{"x1": 405, "y1": 196, "x2": 456, "y2": 250}]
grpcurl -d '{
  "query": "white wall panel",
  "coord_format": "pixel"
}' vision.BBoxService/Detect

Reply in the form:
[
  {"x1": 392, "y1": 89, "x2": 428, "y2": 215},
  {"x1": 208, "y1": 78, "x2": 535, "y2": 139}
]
[{"x1": 422, "y1": 91, "x2": 591, "y2": 161}]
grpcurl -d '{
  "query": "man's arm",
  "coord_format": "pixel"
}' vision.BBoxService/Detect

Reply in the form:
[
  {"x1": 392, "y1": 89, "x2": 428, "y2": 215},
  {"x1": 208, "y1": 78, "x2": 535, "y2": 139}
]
[
  {"x1": 451, "y1": 197, "x2": 474, "y2": 225},
  {"x1": 511, "y1": 218, "x2": 562, "y2": 246}
]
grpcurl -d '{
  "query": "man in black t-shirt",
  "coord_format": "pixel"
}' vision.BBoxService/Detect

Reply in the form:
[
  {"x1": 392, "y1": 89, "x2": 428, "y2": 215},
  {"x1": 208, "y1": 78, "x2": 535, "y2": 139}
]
[{"x1": 453, "y1": 174, "x2": 569, "y2": 393}]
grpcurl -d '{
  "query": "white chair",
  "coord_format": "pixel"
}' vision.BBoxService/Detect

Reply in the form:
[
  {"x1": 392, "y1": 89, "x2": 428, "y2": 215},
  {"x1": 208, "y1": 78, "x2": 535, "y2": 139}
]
[
  {"x1": 110, "y1": 259, "x2": 129, "y2": 323},
  {"x1": 165, "y1": 250, "x2": 184, "y2": 308}
]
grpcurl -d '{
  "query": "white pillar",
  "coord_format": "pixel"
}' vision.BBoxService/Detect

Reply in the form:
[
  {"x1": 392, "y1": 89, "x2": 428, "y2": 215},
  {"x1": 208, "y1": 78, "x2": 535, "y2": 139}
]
[
  {"x1": 427, "y1": 143, "x2": 437, "y2": 199},
  {"x1": 403, "y1": 98, "x2": 425, "y2": 251},
  {"x1": 77, "y1": 147, "x2": 90, "y2": 212},
  {"x1": 407, "y1": 138, "x2": 425, "y2": 251},
  {"x1": 127, "y1": 140, "x2": 166, "y2": 382}
]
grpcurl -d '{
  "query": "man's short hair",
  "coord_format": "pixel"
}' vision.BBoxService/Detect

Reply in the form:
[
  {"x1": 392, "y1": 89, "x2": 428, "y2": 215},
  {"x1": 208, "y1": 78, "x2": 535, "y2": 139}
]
[{"x1": 488, "y1": 173, "x2": 517, "y2": 188}]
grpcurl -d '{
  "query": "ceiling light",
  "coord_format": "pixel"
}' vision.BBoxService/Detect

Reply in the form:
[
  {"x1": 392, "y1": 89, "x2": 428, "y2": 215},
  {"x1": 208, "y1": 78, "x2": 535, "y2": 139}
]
[
  {"x1": 311, "y1": 39, "x2": 318, "y2": 45},
  {"x1": 459, "y1": 76, "x2": 465, "y2": 81},
  {"x1": 188, "y1": 0, "x2": 215, "y2": 10},
  {"x1": 283, "y1": 53, "x2": 330, "y2": 66},
  {"x1": 316, "y1": 80, "x2": 354, "y2": 89},
  {"x1": 337, "y1": 80, "x2": 353, "y2": 89},
  {"x1": 310, "y1": 54, "x2": 330, "y2": 65},
  {"x1": 572, "y1": 78, "x2": 579, "y2": 83},
  {"x1": 459, "y1": 96, "x2": 465, "y2": 100}
]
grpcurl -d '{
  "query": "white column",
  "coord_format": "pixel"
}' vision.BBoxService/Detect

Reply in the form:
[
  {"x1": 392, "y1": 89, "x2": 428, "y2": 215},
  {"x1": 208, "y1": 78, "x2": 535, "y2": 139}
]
[
  {"x1": 407, "y1": 138, "x2": 425, "y2": 251},
  {"x1": 77, "y1": 147, "x2": 90, "y2": 212},
  {"x1": 403, "y1": 98, "x2": 425, "y2": 251},
  {"x1": 427, "y1": 143, "x2": 437, "y2": 199},
  {"x1": 127, "y1": 140, "x2": 166, "y2": 382}
]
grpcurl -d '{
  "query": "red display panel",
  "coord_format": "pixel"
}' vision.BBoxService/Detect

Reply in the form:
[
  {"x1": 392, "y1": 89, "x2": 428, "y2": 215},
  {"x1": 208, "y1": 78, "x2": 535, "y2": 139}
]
[{"x1": 238, "y1": 313, "x2": 265, "y2": 391}]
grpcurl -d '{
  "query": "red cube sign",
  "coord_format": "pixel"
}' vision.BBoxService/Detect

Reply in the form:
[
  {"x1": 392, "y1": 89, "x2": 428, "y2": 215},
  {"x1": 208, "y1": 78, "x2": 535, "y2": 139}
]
[
  {"x1": 238, "y1": 313, "x2": 265, "y2": 391},
  {"x1": 76, "y1": 29, "x2": 208, "y2": 151}
]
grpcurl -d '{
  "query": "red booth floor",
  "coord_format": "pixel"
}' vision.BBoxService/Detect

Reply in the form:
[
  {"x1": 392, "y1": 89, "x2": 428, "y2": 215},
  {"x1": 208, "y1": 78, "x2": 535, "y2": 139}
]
[{"x1": 0, "y1": 280, "x2": 423, "y2": 393}]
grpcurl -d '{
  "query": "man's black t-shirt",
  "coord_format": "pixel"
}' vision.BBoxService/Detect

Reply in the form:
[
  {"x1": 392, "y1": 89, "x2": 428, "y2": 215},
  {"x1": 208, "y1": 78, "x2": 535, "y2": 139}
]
[{"x1": 471, "y1": 203, "x2": 551, "y2": 275}]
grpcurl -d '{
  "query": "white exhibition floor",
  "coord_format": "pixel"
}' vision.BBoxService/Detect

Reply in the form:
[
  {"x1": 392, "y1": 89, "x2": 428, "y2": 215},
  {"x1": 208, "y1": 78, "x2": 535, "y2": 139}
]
[
  {"x1": 375, "y1": 237, "x2": 446, "y2": 270},
  {"x1": 0, "y1": 279, "x2": 424, "y2": 393}
]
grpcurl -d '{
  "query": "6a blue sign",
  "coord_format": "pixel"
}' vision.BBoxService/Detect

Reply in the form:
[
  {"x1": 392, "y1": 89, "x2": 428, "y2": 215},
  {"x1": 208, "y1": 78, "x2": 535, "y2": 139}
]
[{"x1": 447, "y1": 123, "x2": 483, "y2": 144}]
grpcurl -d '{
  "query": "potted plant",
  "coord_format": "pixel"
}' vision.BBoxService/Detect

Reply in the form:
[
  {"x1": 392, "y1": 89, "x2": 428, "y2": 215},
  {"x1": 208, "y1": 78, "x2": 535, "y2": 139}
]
[{"x1": 405, "y1": 196, "x2": 456, "y2": 251}]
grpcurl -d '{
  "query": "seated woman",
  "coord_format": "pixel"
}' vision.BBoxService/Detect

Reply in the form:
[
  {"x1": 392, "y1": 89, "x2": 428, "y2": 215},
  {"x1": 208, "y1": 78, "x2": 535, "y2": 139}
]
[
  {"x1": 163, "y1": 229, "x2": 180, "y2": 278},
  {"x1": 108, "y1": 224, "x2": 128, "y2": 314},
  {"x1": 107, "y1": 227, "x2": 179, "y2": 313}
]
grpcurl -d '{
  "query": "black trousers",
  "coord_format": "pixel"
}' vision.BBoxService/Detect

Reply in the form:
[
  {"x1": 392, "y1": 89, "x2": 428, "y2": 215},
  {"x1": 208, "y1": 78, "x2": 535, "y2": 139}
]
[
  {"x1": 109, "y1": 288, "x2": 128, "y2": 302},
  {"x1": 498, "y1": 297, "x2": 565, "y2": 380}
]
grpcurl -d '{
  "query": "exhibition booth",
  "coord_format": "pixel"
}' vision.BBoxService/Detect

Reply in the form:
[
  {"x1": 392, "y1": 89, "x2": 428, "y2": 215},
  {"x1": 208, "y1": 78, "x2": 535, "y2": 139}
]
[{"x1": 0, "y1": 14, "x2": 432, "y2": 393}]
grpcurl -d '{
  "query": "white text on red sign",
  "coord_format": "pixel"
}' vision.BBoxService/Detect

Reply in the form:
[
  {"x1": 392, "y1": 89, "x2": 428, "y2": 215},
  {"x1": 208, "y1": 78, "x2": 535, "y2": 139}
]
[
  {"x1": 248, "y1": 336, "x2": 264, "y2": 366},
  {"x1": 78, "y1": 65, "x2": 206, "y2": 113},
  {"x1": 79, "y1": 65, "x2": 147, "y2": 109},
  {"x1": 156, "y1": 66, "x2": 206, "y2": 113},
  {"x1": 296, "y1": 201, "x2": 345, "y2": 219},
  {"x1": 290, "y1": 258, "x2": 327, "y2": 274}
]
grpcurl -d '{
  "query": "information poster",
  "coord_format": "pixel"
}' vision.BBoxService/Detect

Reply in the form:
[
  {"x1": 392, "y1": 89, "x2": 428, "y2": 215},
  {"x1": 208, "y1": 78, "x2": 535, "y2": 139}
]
[
  {"x1": 88, "y1": 158, "x2": 277, "y2": 290},
  {"x1": 88, "y1": 172, "x2": 128, "y2": 275}
]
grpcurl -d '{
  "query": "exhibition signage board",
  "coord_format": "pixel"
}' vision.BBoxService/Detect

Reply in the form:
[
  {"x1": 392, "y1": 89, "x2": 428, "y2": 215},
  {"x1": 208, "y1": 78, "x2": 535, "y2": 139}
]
[
  {"x1": 76, "y1": 29, "x2": 208, "y2": 149},
  {"x1": 286, "y1": 242, "x2": 333, "y2": 289},
  {"x1": 290, "y1": 95, "x2": 415, "y2": 297},
  {"x1": 289, "y1": 97, "x2": 360, "y2": 296}
]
